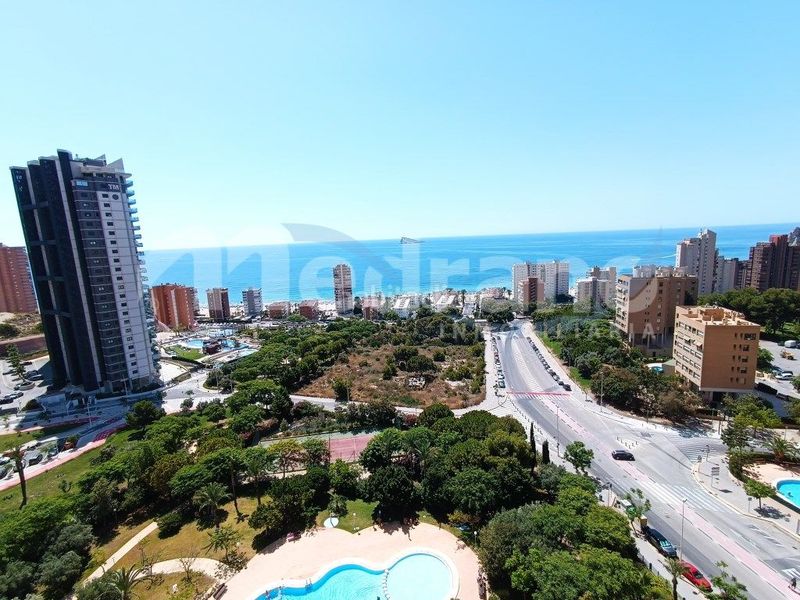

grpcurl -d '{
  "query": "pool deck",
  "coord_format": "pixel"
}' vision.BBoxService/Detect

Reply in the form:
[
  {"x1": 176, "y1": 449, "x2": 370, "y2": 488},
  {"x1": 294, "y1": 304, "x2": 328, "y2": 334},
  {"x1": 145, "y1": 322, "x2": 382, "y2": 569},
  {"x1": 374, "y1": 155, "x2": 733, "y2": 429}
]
[{"x1": 222, "y1": 522, "x2": 481, "y2": 600}]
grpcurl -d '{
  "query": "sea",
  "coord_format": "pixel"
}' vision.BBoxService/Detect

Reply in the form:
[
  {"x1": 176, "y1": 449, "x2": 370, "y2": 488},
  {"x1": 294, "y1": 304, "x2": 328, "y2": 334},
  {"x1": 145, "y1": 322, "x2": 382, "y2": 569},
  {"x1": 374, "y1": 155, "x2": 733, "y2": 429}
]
[{"x1": 144, "y1": 223, "x2": 796, "y2": 304}]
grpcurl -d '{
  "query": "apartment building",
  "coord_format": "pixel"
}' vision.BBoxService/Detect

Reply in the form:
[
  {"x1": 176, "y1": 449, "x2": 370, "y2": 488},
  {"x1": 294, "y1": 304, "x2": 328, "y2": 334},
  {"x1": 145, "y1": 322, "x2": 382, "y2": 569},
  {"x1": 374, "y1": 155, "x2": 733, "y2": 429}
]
[
  {"x1": 673, "y1": 306, "x2": 760, "y2": 398},
  {"x1": 206, "y1": 288, "x2": 230, "y2": 321},
  {"x1": 0, "y1": 244, "x2": 37, "y2": 313},
  {"x1": 333, "y1": 263, "x2": 354, "y2": 314},
  {"x1": 676, "y1": 229, "x2": 717, "y2": 296},
  {"x1": 614, "y1": 265, "x2": 698, "y2": 353},
  {"x1": 392, "y1": 295, "x2": 420, "y2": 319},
  {"x1": 512, "y1": 261, "x2": 569, "y2": 302},
  {"x1": 574, "y1": 266, "x2": 617, "y2": 310},
  {"x1": 298, "y1": 299, "x2": 319, "y2": 320},
  {"x1": 267, "y1": 301, "x2": 291, "y2": 319},
  {"x1": 151, "y1": 284, "x2": 196, "y2": 330},
  {"x1": 242, "y1": 287, "x2": 263, "y2": 316},
  {"x1": 517, "y1": 277, "x2": 544, "y2": 312},
  {"x1": 362, "y1": 296, "x2": 382, "y2": 320},
  {"x1": 9, "y1": 150, "x2": 158, "y2": 393},
  {"x1": 714, "y1": 257, "x2": 741, "y2": 294},
  {"x1": 746, "y1": 234, "x2": 800, "y2": 292}
]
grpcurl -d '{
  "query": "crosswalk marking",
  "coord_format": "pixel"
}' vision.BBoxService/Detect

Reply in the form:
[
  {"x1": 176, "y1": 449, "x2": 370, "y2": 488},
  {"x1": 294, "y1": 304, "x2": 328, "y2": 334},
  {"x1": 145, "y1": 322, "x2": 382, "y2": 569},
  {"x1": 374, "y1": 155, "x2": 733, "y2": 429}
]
[{"x1": 637, "y1": 480, "x2": 732, "y2": 514}]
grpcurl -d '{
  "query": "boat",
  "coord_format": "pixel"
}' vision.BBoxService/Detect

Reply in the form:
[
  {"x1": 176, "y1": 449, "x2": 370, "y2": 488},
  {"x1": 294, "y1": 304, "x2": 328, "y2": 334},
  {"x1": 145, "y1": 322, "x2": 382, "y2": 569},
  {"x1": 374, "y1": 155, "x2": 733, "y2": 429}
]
[{"x1": 400, "y1": 237, "x2": 422, "y2": 244}]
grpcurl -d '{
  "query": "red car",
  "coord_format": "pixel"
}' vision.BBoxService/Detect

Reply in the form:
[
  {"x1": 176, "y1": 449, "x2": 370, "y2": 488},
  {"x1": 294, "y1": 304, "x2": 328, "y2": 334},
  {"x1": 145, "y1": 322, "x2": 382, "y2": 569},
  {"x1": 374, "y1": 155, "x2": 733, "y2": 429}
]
[{"x1": 681, "y1": 561, "x2": 712, "y2": 592}]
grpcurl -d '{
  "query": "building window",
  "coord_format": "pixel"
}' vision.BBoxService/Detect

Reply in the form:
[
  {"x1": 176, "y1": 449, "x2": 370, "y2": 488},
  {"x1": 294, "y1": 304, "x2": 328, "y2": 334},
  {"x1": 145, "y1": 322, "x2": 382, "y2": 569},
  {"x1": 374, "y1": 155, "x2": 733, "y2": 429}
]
[{"x1": 103, "y1": 203, "x2": 110, "y2": 208}]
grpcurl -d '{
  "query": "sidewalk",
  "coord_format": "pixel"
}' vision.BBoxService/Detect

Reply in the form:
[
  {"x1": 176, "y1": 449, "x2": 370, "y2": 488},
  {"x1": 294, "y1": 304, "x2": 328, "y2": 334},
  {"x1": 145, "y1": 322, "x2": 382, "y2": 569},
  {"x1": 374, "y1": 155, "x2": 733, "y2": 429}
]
[
  {"x1": 694, "y1": 459, "x2": 800, "y2": 541},
  {"x1": 634, "y1": 531, "x2": 705, "y2": 599}
]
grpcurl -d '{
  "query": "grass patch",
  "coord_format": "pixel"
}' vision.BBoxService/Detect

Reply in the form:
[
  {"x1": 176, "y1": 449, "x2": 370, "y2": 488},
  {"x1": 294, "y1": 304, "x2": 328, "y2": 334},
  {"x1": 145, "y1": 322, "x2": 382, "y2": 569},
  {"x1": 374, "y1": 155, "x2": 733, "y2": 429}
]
[
  {"x1": 316, "y1": 499, "x2": 377, "y2": 533},
  {"x1": 114, "y1": 496, "x2": 260, "y2": 570},
  {"x1": 130, "y1": 572, "x2": 215, "y2": 600},
  {"x1": 0, "y1": 423, "x2": 81, "y2": 453},
  {"x1": 539, "y1": 333, "x2": 562, "y2": 356},
  {"x1": 0, "y1": 429, "x2": 134, "y2": 513},
  {"x1": 568, "y1": 366, "x2": 592, "y2": 391},
  {"x1": 167, "y1": 346, "x2": 204, "y2": 361}
]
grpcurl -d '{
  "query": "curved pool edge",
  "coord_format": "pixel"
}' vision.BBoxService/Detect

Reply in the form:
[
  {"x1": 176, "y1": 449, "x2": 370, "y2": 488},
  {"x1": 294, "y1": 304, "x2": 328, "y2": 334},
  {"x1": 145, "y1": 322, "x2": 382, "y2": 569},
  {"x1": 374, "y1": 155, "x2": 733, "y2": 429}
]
[
  {"x1": 773, "y1": 477, "x2": 800, "y2": 511},
  {"x1": 251, "y1": 546, "x2": 459, "y2": 600}
]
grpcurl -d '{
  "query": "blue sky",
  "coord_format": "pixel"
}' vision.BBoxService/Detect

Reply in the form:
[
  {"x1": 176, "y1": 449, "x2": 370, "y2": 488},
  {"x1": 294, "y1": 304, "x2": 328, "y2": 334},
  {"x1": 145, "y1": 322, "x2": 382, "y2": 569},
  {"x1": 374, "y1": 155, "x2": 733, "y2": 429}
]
[{"x1": 1, "y1": 1, "x2": 798, "y2": 249}]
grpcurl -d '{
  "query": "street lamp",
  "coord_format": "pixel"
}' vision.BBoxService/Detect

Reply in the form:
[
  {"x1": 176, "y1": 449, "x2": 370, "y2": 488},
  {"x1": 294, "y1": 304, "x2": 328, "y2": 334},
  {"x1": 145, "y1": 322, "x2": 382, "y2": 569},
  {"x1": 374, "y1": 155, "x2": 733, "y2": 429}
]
[
  {"x1": 679, "y1": 498, "x2": 687, "y2": 560},
  {"x1": 556, "y1": 405, "x2": 561, "y2": 457},
  {"x1": 747, "y1": 496, "x2": 752, "y2": 513}
]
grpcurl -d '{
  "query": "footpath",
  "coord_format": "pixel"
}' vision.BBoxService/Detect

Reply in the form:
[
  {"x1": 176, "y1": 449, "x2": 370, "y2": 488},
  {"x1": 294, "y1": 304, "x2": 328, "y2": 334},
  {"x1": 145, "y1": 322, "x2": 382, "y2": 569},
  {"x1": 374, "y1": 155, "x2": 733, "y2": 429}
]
[{"x1": 694, "y1": 458, "x2": 800, "y2": 544}]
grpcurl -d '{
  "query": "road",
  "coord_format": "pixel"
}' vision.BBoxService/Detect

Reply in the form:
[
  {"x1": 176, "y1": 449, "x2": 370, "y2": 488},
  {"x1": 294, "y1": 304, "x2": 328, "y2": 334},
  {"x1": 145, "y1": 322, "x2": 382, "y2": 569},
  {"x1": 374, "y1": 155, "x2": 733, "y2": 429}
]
[{"x1": 496, "y1": 322, "x2": 799, "y2": 600}]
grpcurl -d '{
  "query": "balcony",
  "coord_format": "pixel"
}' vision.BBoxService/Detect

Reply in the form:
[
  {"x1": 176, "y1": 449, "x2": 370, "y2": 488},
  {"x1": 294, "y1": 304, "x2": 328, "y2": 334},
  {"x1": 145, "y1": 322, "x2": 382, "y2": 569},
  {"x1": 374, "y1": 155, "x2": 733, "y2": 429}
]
[
  {"x1": 128, "y1": 198, "x2": 137, "y2": 206},
  {"x1": 124, "y1": 179, "x2": 134, "y2": 188},
  {"x1": 134, "y1": 233, "x2": 142, "y2": 239},
  {"x1": 126, "y1": 188, "x2": 135, "y2": 197},
  {"x1": 131, "y1": 215, "x2": 139, "y2": 222}
]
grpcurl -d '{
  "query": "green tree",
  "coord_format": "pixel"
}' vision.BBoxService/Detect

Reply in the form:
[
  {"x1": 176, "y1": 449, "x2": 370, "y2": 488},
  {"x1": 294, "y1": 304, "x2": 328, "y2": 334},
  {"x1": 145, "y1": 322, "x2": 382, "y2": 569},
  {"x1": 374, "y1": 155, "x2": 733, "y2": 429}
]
[
  {"x1": 708, "y1": 561, "x2": 748, "y2": 600},
  {"x1": 37, "y1": 550, "x2": 84, "y2": 599},
  {"x1": 665, "y1": 557, "x2": 684, "y2": 600},
  {"x1": 193, "y1": 482, "x2": 230, "y2": 528},
  {"x1": 793, "y1": 375, "x2": 800, "y2": 393},
  {"x1": 541, "y1": 439, "x2": 550, "y2": 464},
  {"x1": 0, "y1": 322, "x2": 20, "y2": 339},
  {"x1": 229, "y1": 404, "x2": 264, "y2": 436},
  {"x1": 329, "y1": 459, "x2": 360, "y2": 498},
  {"x1": 243, "y1": 446, "x2": 275, "y2": 505},
  {"x1": 105, "y1": 564, "x2": 156, "y2": 600},
  {"x1": 757, "y1": 348, "x2": 774, "y2": 371},
  {"x1": 268, "y1": 439, "x2": 305, "y2": 476},
  {"x1": 769, "y1": 436, "x2": 797, "y2": 462},
  {"x1": 564, "y1": 441, "x2": 594, "y2": 474},
  {"x1": 327, "y1": 494, "x2": 348, "y2": 518},
  {"x1": 203, "y1": 525, "x2": 241, "y2": 563},
  {"x1": 743, "y1": 478, "x2": 774, "y2": 508},
  {"x1": 623, "y1": 488, "x2": 651, "y2": 531},
  {"x1": 6, "y1": 344, "x2": 25, "y2": 379},
  {"x1": 366, "y1": 465, "x2": 420, "y2": 520},
  {"x1": 417, "y1": 403, "x2": 454, "y2": 428},
  {"x1": 125, "y1": 400, "x2": 164, "y2": 431},
  {"x1": 302, "y1": 438, "x2": 331, "y2": 468},
  {"x1": 8, "y1": 445, "x2": 28, "y2": 508},
  {"x1": 331, "y1": 376, "x2": 352, "y2": 401}
]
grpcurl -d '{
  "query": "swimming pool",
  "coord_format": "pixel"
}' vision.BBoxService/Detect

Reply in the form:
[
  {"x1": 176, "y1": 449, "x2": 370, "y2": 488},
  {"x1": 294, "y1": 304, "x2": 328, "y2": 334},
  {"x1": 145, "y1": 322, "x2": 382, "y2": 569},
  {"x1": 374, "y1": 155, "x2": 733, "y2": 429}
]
[
  {"x1": 776, "y1": 479, "x2": 800, "y2": 509},
  {"x1": 181, "y1": 338, "x2": 238, "y2": 350},
  {"x1": 258, "y1": 552, "x2": 456, "y2": 600}
]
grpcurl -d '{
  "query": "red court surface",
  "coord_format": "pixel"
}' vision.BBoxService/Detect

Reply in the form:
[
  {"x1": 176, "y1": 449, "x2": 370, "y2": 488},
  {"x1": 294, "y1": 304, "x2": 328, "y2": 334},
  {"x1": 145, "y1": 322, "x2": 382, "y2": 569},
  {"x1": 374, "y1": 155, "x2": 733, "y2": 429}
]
[{"x1": 327, "y1": 433, "x2": 374, "y2": 462}]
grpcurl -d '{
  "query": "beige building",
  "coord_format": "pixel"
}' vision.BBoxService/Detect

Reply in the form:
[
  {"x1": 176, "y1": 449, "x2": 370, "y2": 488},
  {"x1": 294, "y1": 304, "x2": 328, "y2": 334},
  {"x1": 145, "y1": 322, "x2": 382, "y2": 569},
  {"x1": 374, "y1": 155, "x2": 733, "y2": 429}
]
[
  {"x1": 614, "y1": 265, "x2": 698, "y2": 354},
  {"x1": 575, "y1": 266, "x2": 617, "y2": 310},
  {"x1": 673, "y1": 306, "x2": 760, "y2": 398},
  {"x1": 333, "y1": 264, "x2": 354, "y2": 314},
  {"x1": 298, "y1": 299, "x2": 319, "y2": 320}
]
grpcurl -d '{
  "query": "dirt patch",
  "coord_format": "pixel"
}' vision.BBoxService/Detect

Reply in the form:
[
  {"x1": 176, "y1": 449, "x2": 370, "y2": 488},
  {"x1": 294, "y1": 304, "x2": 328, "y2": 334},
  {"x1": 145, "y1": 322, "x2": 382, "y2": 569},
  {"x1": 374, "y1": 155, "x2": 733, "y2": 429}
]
[{"x1": 297, "y1": 345, "x2": 484, "y2": 409}]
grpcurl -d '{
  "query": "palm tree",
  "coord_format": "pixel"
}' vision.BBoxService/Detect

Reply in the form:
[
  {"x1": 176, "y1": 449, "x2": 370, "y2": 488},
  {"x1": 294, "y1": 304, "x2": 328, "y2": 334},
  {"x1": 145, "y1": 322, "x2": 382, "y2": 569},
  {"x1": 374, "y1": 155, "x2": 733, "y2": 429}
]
[
  {"x1": 203, "y1": 525, "x2": 241, "y2": 563},
  {"x1": 8, "y1": 446, "x2": 27, "y2": 508},
  {"x1": 665, "y1": 557, "x2": 685, "y2": 600},
  {"x1": 769, "y1": 436, "x2": 797, "y2": 463},
  {"x1": 193, "y1": 482, "x2": 230, "y2": 529},
  {"x1": 106, "y1": 564, "x2": 154, "y2": 600}
]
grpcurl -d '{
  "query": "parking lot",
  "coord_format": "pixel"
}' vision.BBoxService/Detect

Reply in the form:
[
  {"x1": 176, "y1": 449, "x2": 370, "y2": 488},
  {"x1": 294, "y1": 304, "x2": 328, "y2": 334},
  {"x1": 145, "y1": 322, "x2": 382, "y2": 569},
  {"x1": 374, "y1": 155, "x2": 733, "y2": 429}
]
[
  {"x1": 0, "y1": 355, "x2": 51, "y2": 416},
  {"x1": 759, "y1": 340, "x2": 800, "y2": 401}
]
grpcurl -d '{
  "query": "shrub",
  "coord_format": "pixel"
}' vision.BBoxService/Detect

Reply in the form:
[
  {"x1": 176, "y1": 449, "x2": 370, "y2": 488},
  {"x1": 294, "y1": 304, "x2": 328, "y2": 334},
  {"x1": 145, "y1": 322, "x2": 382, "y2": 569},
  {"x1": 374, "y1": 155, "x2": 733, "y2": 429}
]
[{"x1": 157, "y1": 510, "x2": 184, "y2": 537}]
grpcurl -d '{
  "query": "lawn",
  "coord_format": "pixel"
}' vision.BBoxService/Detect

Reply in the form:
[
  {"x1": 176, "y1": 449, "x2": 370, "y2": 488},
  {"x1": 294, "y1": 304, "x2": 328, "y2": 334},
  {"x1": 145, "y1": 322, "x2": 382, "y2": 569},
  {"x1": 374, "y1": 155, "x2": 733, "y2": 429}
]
[
  {"x1": 126, "y1": 572, "x2": 215, "y2": 600},
  {"x1": 539, "y1": 332, "x2": 562, "y2": 356},
  {"x1": 0, "y1": 423, "x2": 81, "y2": 453},
  {"x1": 315, "y1": 500, "x2": 462, "y2": 538},
  {"x1": 167, "y1": 345, "x2": 204, "y2": 361},
  {"x1": 113, "y1": 496, "x2": 261, "y2": 570},
  {"x1": 0, "y1": 429, "x2": 134, "y2": 513}
]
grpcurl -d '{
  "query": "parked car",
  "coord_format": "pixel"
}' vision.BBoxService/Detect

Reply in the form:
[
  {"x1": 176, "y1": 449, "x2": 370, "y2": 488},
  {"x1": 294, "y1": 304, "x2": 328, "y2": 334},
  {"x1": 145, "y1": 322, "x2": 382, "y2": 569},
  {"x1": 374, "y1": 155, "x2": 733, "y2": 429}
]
[
  {"x1": 680, "y1": 561, "x2": 711, "y2": 591},
  {"x1": 14, "y1": 381, "x2": 35, "y2": 391},
  {"x1": 561, "y1": 383, "x2": 572, "y2": 391},
  {"x1": 612, "y1": 449, "x2": 635, "y2": 461},
  {"x1": 644, "y1": 527, "x2": 677, "y2": 557}
]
